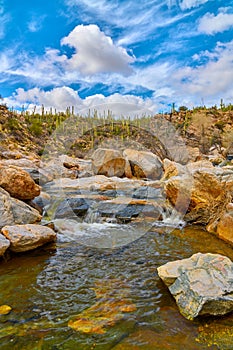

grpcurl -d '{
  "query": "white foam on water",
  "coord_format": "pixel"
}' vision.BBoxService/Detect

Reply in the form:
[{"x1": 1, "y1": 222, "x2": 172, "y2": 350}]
[{"x1": 54, "y1": 219, "x2": 150, "y2": 249}]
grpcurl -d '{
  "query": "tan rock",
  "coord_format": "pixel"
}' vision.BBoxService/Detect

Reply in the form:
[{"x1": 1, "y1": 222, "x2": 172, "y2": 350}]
[
  {"x1": 92, "y1": 148, "x2": 126, "y2": 177},
  {"x1": 207, "y1": 204, "x2": 233, "y2": 246},
  {"x1": 59, "y1": 155, "x2": 80, "y2": 169},
  {"x1": 162, "y1": 159, "x2": 186, "y2": 180},
  {"x1": 40, "y1": 160, "x2": 78, "y2": 182},
  {"x1": 165, "y1": 170, "x2": 230, "y2": 224},
  {"x1": 124, "y1": 159, "x2": 133, "y2": 178},
  {"x1": 123, "y1": 149, "x2": 163, "y2": 180},
  {"x1": 0, "y1": 150, "x2": 23, "y2": 160},
  {"x1": 1, "y1": 224, "x2": 56, "y2": 252},
  {"x1": 186, "y1": 146, "x2": 201, "y2": 162},
  {"x1": 0, "y1": 165, "x2": 40, "y2": 200},
  {"x1": 216, "y1": 213, "x2": 233, "y2": 244}
]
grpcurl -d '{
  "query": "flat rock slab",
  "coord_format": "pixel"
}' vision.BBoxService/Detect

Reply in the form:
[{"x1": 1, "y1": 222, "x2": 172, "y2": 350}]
[
  {"x1": 1, "y1": 224, "x2": 57, "y2": 252},
  {"x1": 0, "y1": 234, "x2": 10, "y2": 256},
  {"x1": 157, "y1": 253, "x2": 233, "y2": 320}
]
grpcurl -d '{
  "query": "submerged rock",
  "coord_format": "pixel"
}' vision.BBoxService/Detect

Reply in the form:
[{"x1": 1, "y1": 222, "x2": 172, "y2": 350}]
[
  {"x1": 0, "y1": 305, "x2": 12, "y2": 315},
  {"x1": 157, "y1": 253, "x2": 233, "y2": 320},
  {"x1": 68, "y1": 278, "x2": 136, "y2": 334},
  {"x1": 0, "y1": 165, "x2": 40, "y2": 200},
  {"x1": 1, "y1": 224, "x2": 56, "y2": 252}
]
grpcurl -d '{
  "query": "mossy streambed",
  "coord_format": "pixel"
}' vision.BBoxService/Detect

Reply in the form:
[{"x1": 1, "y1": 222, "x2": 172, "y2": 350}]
[{"x1": 0, "y1": 225, "x2": 233, "y2": 349}]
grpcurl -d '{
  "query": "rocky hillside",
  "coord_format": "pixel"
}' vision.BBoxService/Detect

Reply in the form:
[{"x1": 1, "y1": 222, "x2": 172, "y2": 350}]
[{"x1": 0, "y1": 103, "x2": 233, "y2": 160}]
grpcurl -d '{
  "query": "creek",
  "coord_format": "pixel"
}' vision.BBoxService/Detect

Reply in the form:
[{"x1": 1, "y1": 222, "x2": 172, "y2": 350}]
[
  {"x1": 1, "y1": 178, "x2": 233, "y2": 349},
  {"x1": 1, "y1": 224, "x2": 233, "y2": 349}
]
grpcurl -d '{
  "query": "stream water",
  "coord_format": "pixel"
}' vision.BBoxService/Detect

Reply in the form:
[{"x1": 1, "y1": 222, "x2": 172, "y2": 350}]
[{"x1": 1, "y1": 222, "x2": 233, "y2": 349}]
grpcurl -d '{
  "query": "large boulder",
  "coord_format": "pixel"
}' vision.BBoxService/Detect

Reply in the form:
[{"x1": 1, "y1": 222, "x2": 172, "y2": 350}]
[
  {"x1": 0, "y1": 188, "x2": 41, "y2": 229},
  {"x1": 157, "y1": 253, "x2": 233, "y2": 320},
  {"x1": 0, "y1": 165, "x2": 40, "y2": 200},
  {"x1": 165, "y1": 170, "x2": 231, "y2": 224},
  {"x1": 0, "y1": 234, "x2": 10, "y2": 256},
  {"x1": 123, "y1": 149, "x2": 163, "y2": 180},
  {"x1": 91, "y1": 148, "x2": 126, "y2": 177},
  {"x1": 1, "y1": 224, "x2": 56, "y2": 252}
]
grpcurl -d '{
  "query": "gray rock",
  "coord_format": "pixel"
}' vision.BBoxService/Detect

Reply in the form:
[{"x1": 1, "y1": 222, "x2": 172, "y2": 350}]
[
  {"x1": 54, "y1": 198, "x2": 90, "y2": 219},
  {"x1": 11, "y1": 198, "x2": 42, "y2": 225},
  {"x1": 132, "y1": 186, "x2": 163, "y2": 199},
  {"x1": 0, "y1": 188, "x2": 41, "y2": 229},
  {"x1": 0, "y1": 188, "x2": 14, "y2": 227},
  {"x1": 95, "y1": 201, "x2": 160, "y2": 223},
  {"x1": 0, "y1": 234, "x2": 10, "y2": 256},
  {"x1": 157, "y1": 253, "x2": 233, "y2": 320},
  {"x1": 1, "y1": 224, "x2": 57, "y2": 252}
]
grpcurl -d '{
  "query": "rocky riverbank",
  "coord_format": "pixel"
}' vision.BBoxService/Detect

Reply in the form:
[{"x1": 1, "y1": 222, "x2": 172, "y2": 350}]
[{"x1": 0, "y1": 146, "x2": 233, "y2": 255}]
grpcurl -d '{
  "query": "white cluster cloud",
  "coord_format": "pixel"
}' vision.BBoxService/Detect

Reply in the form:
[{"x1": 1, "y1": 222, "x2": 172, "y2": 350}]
[
  {"x1": 198, "y1": 10, "x2": 233, "y2": 34},
  {"x1": 61, "y1": 24, "x2": 135, "y2": 76},
  {"x1": 5, "y1": 87, "x2": 157, "y2": 116},
  {"x1": 2, "y1": 24, "x2": 135, "y2": 85},
  {"x1": 8, "y1": 86, "x2": 82, "y2": 109}
]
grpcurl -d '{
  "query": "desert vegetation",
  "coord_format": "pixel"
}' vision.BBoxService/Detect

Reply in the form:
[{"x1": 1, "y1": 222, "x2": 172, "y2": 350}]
[{"x1": 0, "y1": 101, "x2": 233, "y2": 159}]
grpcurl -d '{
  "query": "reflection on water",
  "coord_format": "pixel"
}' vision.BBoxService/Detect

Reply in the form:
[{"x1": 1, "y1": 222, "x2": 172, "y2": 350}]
[{"x1": 0, "y1": 225, "x2": 233, "y2": 349}]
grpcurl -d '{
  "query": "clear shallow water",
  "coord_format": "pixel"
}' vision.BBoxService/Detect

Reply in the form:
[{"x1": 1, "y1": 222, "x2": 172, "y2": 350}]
[{"x1": 0, "y1": 225, "x2": 233, "y2": 349}]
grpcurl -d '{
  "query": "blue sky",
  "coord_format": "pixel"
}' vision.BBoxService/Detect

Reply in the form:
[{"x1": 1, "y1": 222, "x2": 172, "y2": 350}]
[{"x1": 0, "y1": 0, "x2": 233, "y2": 115}]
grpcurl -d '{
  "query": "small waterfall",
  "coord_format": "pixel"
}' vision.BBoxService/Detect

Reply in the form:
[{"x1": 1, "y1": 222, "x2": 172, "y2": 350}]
[
  {"x1": 153, "y1": 205, "x2": 186, "y2": 229},
  {"x1": 84, "y1": 207, "x2": 102, "y2": 224}
]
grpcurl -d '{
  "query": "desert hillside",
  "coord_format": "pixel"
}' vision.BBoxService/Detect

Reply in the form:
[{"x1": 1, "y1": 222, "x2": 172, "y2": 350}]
[{"x1": 0, "y1": 103, "x2": 232, "y2": 161}]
